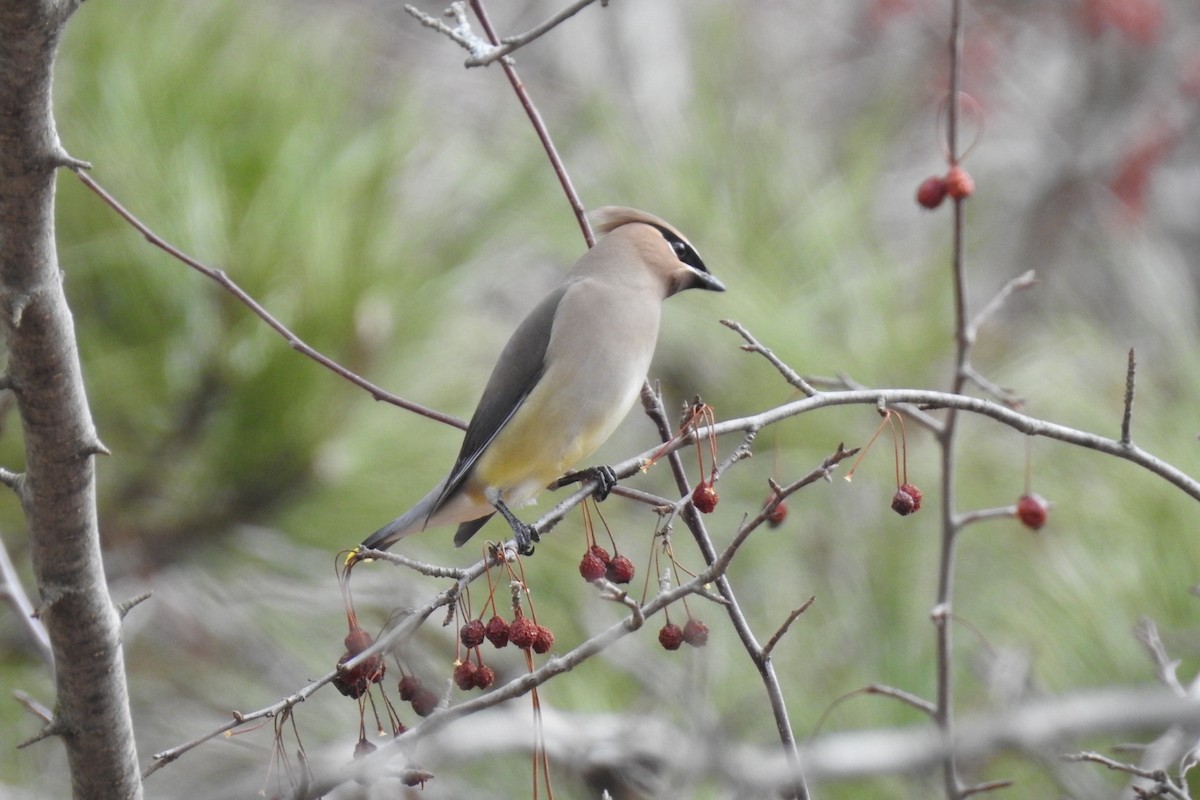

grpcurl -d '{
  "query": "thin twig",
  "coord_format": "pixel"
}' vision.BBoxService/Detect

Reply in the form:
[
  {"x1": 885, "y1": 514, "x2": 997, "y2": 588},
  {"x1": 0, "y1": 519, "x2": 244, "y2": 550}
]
[
  {"x1": 964, "y1": 269, "x2": 1037, "y2": 345},
  {"x1": 466, "y1": 0, "x2": 604, "y2": 67},
  {"x1": 721, "y1": 319, "x2": 819, "y2": 397},
  {"x1": 1121, "y1": 347, "x2": 1136, "y2": 446},
  {"x1": 72, "y1": 168, "x2": 466, "y2": 431},
  {"x1": 403, "y1": 3, "x2": 498, "y2": 61},
  {"x1": 468, "y1": 0, "x2": 594, "y2": 246},
  {"x1": 1062, "y1": 751, "x2": 1190, "y2": 800},
  {"x1": 0, "y1": 534, "x2": 53, "y2": 669},
  {"x1": 936, "y1": 0, "x2": 969, "y2": 795},
  {"x1": 959, "y1": 779, "x2": 1015, "y2": 797},
  {"x1": 863, "y1": 683, "x2": 938, "y2": 717},
  {"x1": 640, "y1": 387, "x2": 812, "y2": 800},
  {"x1": 954, "y1": 505, "x2": 1018, "y2": 528},
  {"x1": 13, "y1": 689, "x2": 53, "y2": 723},
  {"x1": 763, "y1": 596, "x2": 816, "y2": 657},
  {"x1": 1133, "y1": 617, "x2": 1186, "y2": 697}
]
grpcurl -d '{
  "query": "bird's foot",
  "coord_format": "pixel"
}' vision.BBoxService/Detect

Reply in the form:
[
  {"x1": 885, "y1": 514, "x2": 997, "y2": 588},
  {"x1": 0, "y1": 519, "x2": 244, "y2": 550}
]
[
  {"x1": 493, "y1": 498, "x2": 539, "y2": 556},
  {"x1": 557, "y1": 464, "x2": 618, "y2": 501}
]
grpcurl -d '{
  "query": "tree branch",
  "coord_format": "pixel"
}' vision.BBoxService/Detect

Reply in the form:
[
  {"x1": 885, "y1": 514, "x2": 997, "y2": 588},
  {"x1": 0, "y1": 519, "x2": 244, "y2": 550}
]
[{"x1": 0, "y1": 2, "x2": 142, "y2": 797}]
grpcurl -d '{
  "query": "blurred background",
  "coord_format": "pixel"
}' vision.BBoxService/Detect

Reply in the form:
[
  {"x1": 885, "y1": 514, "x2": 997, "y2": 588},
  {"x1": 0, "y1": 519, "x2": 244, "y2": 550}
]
[{"x1": 3, "y1": 0, "x2": 1200, "y2": 797}]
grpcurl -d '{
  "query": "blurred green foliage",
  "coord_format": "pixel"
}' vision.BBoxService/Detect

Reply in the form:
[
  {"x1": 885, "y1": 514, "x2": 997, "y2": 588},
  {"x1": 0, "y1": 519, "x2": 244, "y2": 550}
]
[{"x1": 3, "y1": 0, "x2": 1200, "y2": 798}]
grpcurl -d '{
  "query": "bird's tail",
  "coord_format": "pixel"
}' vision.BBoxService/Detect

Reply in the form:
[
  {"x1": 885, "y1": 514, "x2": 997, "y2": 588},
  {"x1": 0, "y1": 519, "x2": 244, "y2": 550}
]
[{"x1": 360, "y1": 479, "x2": 447, "y2": 551}]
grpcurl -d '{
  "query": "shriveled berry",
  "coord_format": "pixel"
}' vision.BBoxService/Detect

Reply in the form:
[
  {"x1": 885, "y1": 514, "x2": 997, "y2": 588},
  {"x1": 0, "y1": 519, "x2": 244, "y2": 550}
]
[
  {"x1": 484, "y1": 615, "x2": 510, "y2": 648},
  {"x1": 410, "y1": 687, "x2": 438, "y2": 717},
  {"x1": 333, "y1": 652, "x2": 369, "y2": 699},
  {"x1": 1016, "y1": 493, "x2": 1049, "y2": 530},
  {"x1": 682, "y1": 618, "x2": 709, "y2": 647},
  {"x1": 579, "y1": 552, "x2": 607, "y2": 581},
  {"x1": 891, "y1": 489, "x2": 916, "y2": 516},
  {"x1": 397, "y1": 674, "x2": 422, "y2": 701},
  {"x1": 899, "y1": 482, "x2": 923, "y2": 513},
  {"x1": 606, "y1": 554, "x2": 635, "y2": 584},
  {"x1": 509, "y1": 616, "x2": 539, "y2": 650},
  {"x1": 588, "y1": 544, "x2": 612, "y2": 564},
  {"x1": 692, "y1": 481, "x2": 718, "y2": 513},
  {"x1": 764, "y1": 497, "x2": 788, "y2": 528},
  {"x1": 658, "y1": 622, "x2": 684, "y2": 651},
  {"x1": 473, "y1": 664, "x2": 496, "y2": 690},
  {"x1": 402, "y1": 770, "x2": 431, "y2": 787},
  {"x1": 354, "y1": 738, "x2": 377, "y2": 759},
  {"x1": 344, "y1": 626, "x2": 374, "y2": 656},
  {"x1": 452, "y1": 661, "x2": 477, "y2": 690},
  {"x1": 916, "y1": 176, "x2": 948, "y2": 209},
  {"x1": 945, "y1": 165, "x2": 975, "y2": 199},
  {"x1": 532, "y1": 625, "x2": 555, "y2": 654},
  {"x1": 460, "y1": 619, "x2": 486, "y2": 649},
  {"x1": 334, "y1": 650, "x2": 386, "y2": 699}
]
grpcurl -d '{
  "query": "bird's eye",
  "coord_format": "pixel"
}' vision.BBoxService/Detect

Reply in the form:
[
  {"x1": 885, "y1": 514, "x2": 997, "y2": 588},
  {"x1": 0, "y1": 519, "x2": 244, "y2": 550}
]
[{"x1": 655, "y1": 226, "x2": 709, "y2": 274}]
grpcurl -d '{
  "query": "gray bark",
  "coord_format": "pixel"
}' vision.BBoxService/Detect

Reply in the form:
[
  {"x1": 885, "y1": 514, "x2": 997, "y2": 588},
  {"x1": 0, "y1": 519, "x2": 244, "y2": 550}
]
[{"x1": 0, "y1": 2, "x2": 142, "y2": 797}]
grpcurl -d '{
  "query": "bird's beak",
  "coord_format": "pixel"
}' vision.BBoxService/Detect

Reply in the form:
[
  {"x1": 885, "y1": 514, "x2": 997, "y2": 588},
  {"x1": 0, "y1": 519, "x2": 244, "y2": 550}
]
[{"x1": 694, "y1": 271, "x2": 726, "y2": 292}]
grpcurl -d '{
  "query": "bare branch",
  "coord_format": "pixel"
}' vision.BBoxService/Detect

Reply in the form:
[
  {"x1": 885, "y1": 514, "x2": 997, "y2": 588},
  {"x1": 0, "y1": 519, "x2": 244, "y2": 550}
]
[
  {"x1": 763, "y1": 596, "x2": 815, "y2": 657},
  {"x1": 1134, "y1": 617, "x2": 1186, "y2": 696},
  {"x1": 721, "y1": 319, "x2": 818, "y2": 397},
  {"x1": 0, "y1": 533, "x2": 52, "y2": 668},
  {"x1": 467, "y1": 0, "x2": 604, "y2": 67},
  {"x1": 964, "y1": 269, "x2": 1037, "y2": 344},
  {"x1": 13, "y1": 688, "x2": 53, "y2": 723},
  {"x1": 863, "y1": 683, "x2": 938, "y2": 717},
  {"x1": 955, "y1": 505, "x2": 1018, "y2": 528},
  {"x1": 1062, "y1": 751, "x2": 1190, "y2": 800},
  {"x1": 72, "y1": 169, "x2": 467, "y2": 432},
  {"x1": 403, "y1": 3, "x2": 499, "y2": 63},
  {"x1": 467, "y1": 0, "x2": 594, "y2": 247}
]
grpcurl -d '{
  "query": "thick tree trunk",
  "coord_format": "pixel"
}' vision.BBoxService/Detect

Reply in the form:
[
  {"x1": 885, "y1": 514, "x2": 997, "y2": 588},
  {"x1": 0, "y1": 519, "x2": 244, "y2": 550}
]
[{"x1": 0, "y1": 2, "x2": 142, "y2": 797}]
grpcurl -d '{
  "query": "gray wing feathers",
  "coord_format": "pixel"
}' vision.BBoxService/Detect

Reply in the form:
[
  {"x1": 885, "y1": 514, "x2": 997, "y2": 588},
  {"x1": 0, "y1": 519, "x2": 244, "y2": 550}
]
[{"x1": 429, "y1": 284, "x2": 568, "y2": 516}]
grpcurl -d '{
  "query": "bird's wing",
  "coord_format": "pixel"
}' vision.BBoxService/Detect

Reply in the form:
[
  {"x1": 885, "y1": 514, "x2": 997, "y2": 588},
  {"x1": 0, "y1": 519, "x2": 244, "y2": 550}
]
[{"x1": 426, "y1": 283, "x2": 570, "y2": 522}]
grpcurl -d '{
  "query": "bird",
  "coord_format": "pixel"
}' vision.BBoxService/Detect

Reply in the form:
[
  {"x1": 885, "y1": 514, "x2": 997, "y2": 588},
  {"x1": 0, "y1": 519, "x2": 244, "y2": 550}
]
[{"x1": 361, "y1": 207, "x2": 724, "y2": 554}]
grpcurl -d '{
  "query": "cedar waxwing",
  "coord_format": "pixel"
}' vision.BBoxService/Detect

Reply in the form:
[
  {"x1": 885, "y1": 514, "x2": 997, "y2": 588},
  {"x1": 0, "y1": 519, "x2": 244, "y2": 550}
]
[{"x1": 362, "y1": 207, "x2": 724, "y2": 553}]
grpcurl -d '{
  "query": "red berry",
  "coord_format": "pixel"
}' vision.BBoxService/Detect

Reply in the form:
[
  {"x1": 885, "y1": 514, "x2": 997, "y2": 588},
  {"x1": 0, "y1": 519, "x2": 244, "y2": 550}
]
[
  {"x1": 692, "y1": 481, "x2": 719, "y2": 513},
  {"x1": 473, "y1": 664, "x2": 496, "y2": 690},
  {"x1": 1016, "y1": 493, "x2": 1049, "y2": 530},
  {"x1": 452, "y1": 660, "x2": 477, "y2": 690},
  {"x1": 484, "y1": 615, "x2": 510, "y2": 648},
  {"x1": 344, "y1": 626, "x2": 374, "y2": 656},
  {"x1": 682, "y1": 618, "x2": 709, "y2": 647},
  {"x1": 509, "y1": 616, "x2": 539, "y2": 650},
  {"x1": 588, "y1": 544, "x2": 612, "y2": 564},
  {"x1": 658, "y1": 622, "x2": 684, "y2": 650},
  {"x1": 532, "y1": 625, "x2": 555, "y2": 654},
  {"x1": 916, "y1": 176, "x2": 948, "y2": 209},
  {"x1": 410, "y1": 687, "x2": 438, "y2": 717},
  {"x1": 579, "y1": 552, "x2": 607, "y2": 581},
  {"x1": 605, "y1": 554, "x2": 635, "y2": 584},
  {"x1": 764, "y1": 497, "x2": 788, "y2": 528},
  {"x1": 459, "y1": 618, "x2": 486, "y2": 648},
  {"x1": 354, "y1": 738, "x2": 377, "y2": 759},
  {"x1": 945, "y1": 165, "x2": 975, "y2": 199},
  {"x1": 899, "y1": 482, "x2": 923, "y2": 512},
  {"x1": 891, "y1": 489, "x2": 916, "y2": 516},
  {"x1": 397, "y1": 674, "x2": 422, "y2": 701}
]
